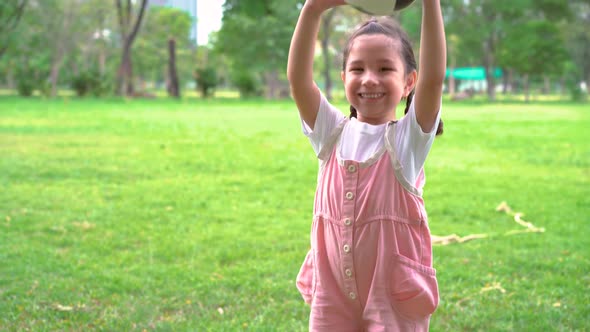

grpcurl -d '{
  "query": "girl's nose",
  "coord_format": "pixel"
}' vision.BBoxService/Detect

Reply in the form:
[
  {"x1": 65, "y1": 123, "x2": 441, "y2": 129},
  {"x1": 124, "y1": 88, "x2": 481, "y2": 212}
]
[{"x1": 362, "y1": 71, "x2": 378, "y2": 86}]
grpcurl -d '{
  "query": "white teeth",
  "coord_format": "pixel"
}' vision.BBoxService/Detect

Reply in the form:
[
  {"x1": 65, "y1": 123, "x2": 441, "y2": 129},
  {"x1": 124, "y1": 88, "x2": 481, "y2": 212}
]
[{"x1": 360, "y1": 93, "x2": 384, "y2": 99}]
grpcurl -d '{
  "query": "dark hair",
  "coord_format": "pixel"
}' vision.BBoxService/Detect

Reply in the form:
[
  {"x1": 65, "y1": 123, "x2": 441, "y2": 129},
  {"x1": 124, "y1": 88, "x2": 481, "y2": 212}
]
[{"x1": 343, "y1": 18, "x2": 443, "y2": 136}]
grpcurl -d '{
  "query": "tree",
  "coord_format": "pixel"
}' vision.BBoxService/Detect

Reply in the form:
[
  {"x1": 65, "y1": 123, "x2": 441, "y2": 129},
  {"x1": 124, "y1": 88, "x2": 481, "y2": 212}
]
[
  {"x1": 167, "y1": 38, "x2": 179, "y2": 98},
  {"x1": 499, "y1": 20, "x2": 568, "y2": 101},
  {"x1": 2, "y1": 0, "x2": 78, "y2": 96},
  {"x1": 443, "y1": 0, "x2": 510, "y2": 101},
  {"x1": 195, "y1": 66, "x2": 218, "y2": 98},
  {"x1": 134, "y1": 6, "x2": 192, "y2": 94},
  {"x1": 320, "y1": 8, "x2": 338, "y2": 101},
  {"x1": 46, "y1": 0, "x2": 82, "y2": 97},
  {"x1": 0, "y1": 0, "x2": 28, "y2": 59},
  {"x1": 317, "y1": 6, "x2": 366, "y2": 100},
  {"x1": 564, "y1": 1, "x2": 590, "y2": 96},
  {"x1": 115, "y1": 0, "x2": 148, "y2": 96},
  {"x1": 14, "y1": 0, "x2": 112, "y2": 97},
  {"x1": 216, "y1": 0, "x2": 303, "y2": 99},
  {"x1": 78, "y1": 0, "x2": 117, "y2": 77},
  {"x1": 444, "y1": 0, "x2": 571, "y2": 101}
]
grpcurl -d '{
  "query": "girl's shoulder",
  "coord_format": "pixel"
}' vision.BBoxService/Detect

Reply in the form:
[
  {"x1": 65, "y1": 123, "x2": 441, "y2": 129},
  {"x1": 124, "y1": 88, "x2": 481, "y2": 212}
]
[
  {"x1": 302, "y1": 93, "x2": 347, "y2": 158},
  {"x1": 386, "y1": 99, "x2": 440, "y2": 189}
]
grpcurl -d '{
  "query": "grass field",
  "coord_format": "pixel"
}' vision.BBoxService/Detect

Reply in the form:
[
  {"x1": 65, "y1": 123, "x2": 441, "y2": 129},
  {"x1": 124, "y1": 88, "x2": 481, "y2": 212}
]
[{"x1": 1, "y1": 96, "x2": 589, "y2": 331}]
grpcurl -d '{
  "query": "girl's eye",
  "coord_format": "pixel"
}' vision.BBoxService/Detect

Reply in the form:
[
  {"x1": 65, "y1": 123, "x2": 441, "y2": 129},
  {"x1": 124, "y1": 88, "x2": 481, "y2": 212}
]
[
  {"x1": 381, "y1": 67, "x2": 394, "y2": 72},
  {"x1": 350, "y1": 68, "x2": 363, "y2": 72}
]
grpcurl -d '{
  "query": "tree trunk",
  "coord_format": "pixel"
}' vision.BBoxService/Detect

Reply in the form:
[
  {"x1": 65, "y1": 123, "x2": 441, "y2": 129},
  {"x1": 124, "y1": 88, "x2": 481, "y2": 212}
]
[
  {"x1": 321, "y1": 9, "x2": 336, "y2": 101},
  {"x1": 448, "y1": 71, "x2": 455, "y2": 98},
  {"x1": 447, "y1": 34, "x2": 457, "y2": 99},
  {"x1": 483, "y1": 38, "x2": 496, "y2": 101},
  {"x1": 49, "y1": 2, "x2": 74, "y2": 98},
  {"x1": 72, "y1": 62, "x2": 79, "y2": 77},
  {"x1": 502, "y1": 68, "x2": 509, "y2": 94},
  {"x1": 523, "y1": 74, "x2": 530, "y2": 103},
  {"x1": 264, "y1": 70, "x2": 280, "y2": 99},
  {"x1": 99, "y1": 49, "x2": 106, "y2": 76},
  {"x1": 507, "y1": 69, "x2": 514, "y2": 94},
  {"x1": 49, "y1": 41, "x2": 68, "y2": 97},
  {"x1": 49, "y1": 60, "x2": 61, "y2": 97},
  {"x1": 117, "y1": 45, "x2": 134, "y2": 95},
  {"x1": 6, "y1": 67, "x2": 15, "y2": 89},
  {"x1": 0, "y1": 0, "x2": 28, "y2": 60},
  {"x1": 115, "y1": 0, "x2": 148, "y2": 96},
  {"x1": 559, "y1": 76, "x2": 566, "y2": 96},
  {"x1": 167, "y1": 38, "x2": 180, "y2": 98},
  {"x1": 448, "y1": 53, "x2": 456, "y2": 98},
  {"x1": 96, "y1": 7, "x2": 107, "y2": 76},
  {"x1": 543, "y1": 76, "x2": 550, "y2": 95}
]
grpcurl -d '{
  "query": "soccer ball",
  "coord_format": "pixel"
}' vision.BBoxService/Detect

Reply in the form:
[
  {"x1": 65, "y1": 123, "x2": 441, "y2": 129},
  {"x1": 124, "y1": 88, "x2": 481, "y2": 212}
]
[{"x1": 345, "y1": 0, "x2": 416, "y2": 15}]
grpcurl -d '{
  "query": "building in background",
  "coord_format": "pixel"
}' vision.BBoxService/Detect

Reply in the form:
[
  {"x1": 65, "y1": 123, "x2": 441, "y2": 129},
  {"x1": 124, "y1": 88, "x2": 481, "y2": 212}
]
[{"x1": 148, "y1": 0, "x2": 197, "y2": 45}]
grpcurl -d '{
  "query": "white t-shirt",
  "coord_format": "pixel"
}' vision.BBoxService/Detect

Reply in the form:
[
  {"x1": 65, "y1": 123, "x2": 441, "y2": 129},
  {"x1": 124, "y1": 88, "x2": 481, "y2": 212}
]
[{"x1": 301, "y1": 94, "x2": 440, "y2": 186}]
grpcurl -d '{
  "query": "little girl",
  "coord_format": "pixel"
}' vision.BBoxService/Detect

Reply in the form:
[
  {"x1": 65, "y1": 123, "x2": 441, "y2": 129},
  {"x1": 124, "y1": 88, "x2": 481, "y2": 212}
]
[{"x1": 287, "y1": 0, "x2": 446, "y2": 331}]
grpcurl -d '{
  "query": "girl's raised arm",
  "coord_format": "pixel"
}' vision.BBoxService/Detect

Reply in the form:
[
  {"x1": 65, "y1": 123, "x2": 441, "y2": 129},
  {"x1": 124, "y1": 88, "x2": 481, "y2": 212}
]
[
  {"x1": 414, "y1": 0, "x2": 446, "y2": 133},
  {"x1": 287, "y1": 0, "x2": 345, "y2": 130}
]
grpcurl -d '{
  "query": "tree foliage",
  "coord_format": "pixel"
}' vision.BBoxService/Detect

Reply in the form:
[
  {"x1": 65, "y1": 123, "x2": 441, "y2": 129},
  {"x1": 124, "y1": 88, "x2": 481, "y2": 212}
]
[
  {"x1": 195, "y1": 66, "x2": 219, "y2": 98},
  {"x1": 134, "y1": 6, "x2": 192, "y2": 89},
  {"x1": 215, "y1": 0, "x2": 303, "y2": 98},
  {"x1": 499, "y1": 21, "x2": 567, "y2": 78},
  {"x1": 0, "y1": 0, "x2": 28, "y2": 59},
  {"x1": 440, "y1": 0, "x2": 575, "y2": 100},
  {"x1": 1, "y1": 0, "x2": 588, "y2": 101},
  {"x1": 564, "y1": 1, "x2": 590, "y2": 96}
]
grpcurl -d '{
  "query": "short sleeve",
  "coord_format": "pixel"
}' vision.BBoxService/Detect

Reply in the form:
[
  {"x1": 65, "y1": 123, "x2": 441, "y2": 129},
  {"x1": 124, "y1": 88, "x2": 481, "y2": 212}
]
[
  {"x1": 392, "y1": 99, "x2": 441, "y2": 187},
  {"x1": 300, "y1": 92, "x2": 347, "y2": 157}
]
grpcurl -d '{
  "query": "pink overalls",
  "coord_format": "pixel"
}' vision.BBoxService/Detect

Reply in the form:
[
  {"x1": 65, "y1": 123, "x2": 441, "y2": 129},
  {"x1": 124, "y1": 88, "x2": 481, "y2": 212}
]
[{"x1": 297, "y1": 120, "x2": 439, "y2": 331}]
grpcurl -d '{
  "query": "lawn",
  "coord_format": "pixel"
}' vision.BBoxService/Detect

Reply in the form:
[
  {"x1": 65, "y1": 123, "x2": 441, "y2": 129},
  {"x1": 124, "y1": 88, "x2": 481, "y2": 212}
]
[{"x1": 0, "y1": 96, "x2": 589, "y2": 331}]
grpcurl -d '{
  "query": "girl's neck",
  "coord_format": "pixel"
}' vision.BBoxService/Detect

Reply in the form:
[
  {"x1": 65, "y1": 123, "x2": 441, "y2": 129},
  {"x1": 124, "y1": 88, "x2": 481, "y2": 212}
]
[{"x1": 357, "y1": 114, "x2": 396, "y2": 125}]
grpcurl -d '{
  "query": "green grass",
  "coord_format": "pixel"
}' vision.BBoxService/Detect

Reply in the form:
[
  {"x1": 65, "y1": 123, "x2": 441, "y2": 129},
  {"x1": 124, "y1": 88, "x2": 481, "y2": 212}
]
[{"x1": 1, "y1": 96, "x2": 589, "y2": 331}]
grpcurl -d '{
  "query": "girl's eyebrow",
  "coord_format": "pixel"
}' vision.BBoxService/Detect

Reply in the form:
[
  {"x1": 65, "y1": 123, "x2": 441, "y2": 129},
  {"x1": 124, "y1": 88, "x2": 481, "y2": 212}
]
[
  {"x1": 349, "y1": 59, "x2": 395, "y2": 66},
  {"x1": 377, "y1": 59, "x2": 395, "y2": 65},
  {"x1": 348, "y1": 59, "x2": 364, "y2": 65}
]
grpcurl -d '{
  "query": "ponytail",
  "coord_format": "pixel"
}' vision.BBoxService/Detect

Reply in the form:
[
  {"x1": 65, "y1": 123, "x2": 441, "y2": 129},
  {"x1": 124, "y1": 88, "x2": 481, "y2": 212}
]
[
  {"x1": 404, "y1": 90, "x2": 413, "y2": 115},
  {"x1": 405, "y1": 91, "x2": 444, "y2": 136},
  {"x1": 349, "y1": 105, "x2": 357, "y2": 119}
]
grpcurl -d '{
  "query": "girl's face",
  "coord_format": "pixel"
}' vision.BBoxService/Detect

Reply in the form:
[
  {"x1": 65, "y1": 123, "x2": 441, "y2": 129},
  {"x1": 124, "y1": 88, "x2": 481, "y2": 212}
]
[{"x1": 341, "y1": 34, "x2": 416, "y2": 125}]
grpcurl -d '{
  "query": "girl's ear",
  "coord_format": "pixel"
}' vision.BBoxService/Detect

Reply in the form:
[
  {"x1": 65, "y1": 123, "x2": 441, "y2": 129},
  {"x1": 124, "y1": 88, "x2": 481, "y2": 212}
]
[
  {"x1": 404, "y1": 70, "x2": 417, "y2": 97},
  {"x1": 341, "y1": 71, "x2": 346, "y2": 82}
]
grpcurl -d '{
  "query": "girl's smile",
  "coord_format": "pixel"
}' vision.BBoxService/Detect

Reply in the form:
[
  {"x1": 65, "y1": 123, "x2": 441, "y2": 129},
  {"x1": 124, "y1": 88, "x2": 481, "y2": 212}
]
[
  {"x1": 342, "y1": 34, "x2": 415, "y2": 125},
  {"x1": 359, "y1": 92, "x2": 386, "y2": 99}
]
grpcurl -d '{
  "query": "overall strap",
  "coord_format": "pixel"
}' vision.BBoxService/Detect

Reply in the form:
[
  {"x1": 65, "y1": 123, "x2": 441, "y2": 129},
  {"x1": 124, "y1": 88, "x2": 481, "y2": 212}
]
[
  {"x1": 317, "y1": 118, "x2": 348, "y2": 161},
  {"x1": 384, "y1": 121, "x2": 423, "y2": 197}
]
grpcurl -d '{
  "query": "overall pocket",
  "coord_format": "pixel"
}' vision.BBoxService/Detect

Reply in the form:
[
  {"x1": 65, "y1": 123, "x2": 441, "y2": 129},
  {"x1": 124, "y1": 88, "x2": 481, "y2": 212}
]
[
  {"x1": 296, "y1": 249, "x2": 317, "y2": 305},
  {"x1": 389, "y1": 253, "x2": 439, "y2": 321}
]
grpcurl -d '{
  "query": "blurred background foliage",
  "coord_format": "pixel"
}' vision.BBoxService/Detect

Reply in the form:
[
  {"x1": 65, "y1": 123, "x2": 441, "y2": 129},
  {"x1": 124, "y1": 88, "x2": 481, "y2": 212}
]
[{"x1": 0, "y1": 0, "x2": 588, "y2": 101}]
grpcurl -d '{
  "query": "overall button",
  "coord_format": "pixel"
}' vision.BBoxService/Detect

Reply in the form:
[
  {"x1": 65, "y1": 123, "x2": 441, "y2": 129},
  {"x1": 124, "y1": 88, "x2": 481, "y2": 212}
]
[
  {"x1": 345, "y1": 192, "x2": 354, "y2": 200},
  {"x1": 343, "y1": 244, "x2": 351, "y2": 253},
  {"x1": 345, "y1": 268, "x2": 353, "y2": 277},
  {"x1": 343, "y1": 218, "x2": 352, "y2": 226},
  {"x1": 347, "y1": 164, "x2": 356, "y2": 173},
  {"x1": 349, "y1": 292, "x2": 356, "y2": 300}
]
